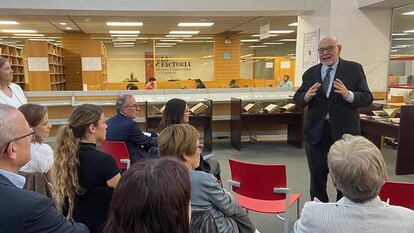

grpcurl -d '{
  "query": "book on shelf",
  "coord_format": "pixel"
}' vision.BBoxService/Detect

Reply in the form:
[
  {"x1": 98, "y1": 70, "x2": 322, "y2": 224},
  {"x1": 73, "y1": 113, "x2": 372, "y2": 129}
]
[
  {"x1": 372, "y1": 108, "x2": 398, "y2": 118},
  {"x1": 152, "y1": 105, "x2": 165, "y2": 114},
  {"x1": 190, "y1": 103, "x2": 208, "y2": 115},
  {"x1": 264, "y1": 104, "x2": 279, "y2": 113},
  {"x1": 243, "y1": 103, "x2": 255, "y2": 113}
]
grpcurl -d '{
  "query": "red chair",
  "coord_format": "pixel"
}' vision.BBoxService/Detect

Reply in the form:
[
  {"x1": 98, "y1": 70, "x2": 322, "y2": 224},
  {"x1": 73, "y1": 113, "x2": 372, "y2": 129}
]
[
  {"x1": 100, "y1": 140, "x2": 131, "y2": 170},
  {"x1": 228, "y1": 159, "x2": 301, "y2": 233},
  {"x1": 379, "y1": 181, "x2": 414, "y2": 210}
]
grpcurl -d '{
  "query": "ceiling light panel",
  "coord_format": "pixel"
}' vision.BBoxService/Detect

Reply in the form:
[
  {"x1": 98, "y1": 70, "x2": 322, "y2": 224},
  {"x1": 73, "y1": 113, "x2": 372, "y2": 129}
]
[
  {"x1": 0, "y1": 21, "x2": 19, "y2": 25},
  {"x1": 269, "y1": 30, "x2": 294, "y2": 34},
  {"x1": 177, "y1": 22, "x2": 214, "y2": 27},
  {"x1": 110, "y1": 30, "x2": 140, "y2": 34},
  {"x1": 106, "y1": 22, "x2": 143, "y2": 26},
  {"x1": 2, "y1": 29, "x2": 37, "y2": 33},
  {"x1": 169, "y1": 31, "x2": 199, "y2": 34}
]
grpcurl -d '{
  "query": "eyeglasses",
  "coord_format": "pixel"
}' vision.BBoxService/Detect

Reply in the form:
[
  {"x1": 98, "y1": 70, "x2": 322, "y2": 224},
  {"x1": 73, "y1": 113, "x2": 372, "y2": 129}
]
[
  {"x1": 125, "y1": 103, "x2": 140, "y2": 109},
  {"x1": 318, "y1": 45, "x2": 335, "y2": 54},
  {"x1": 2, "y1": 128, "x2": 36, "y2": 153}
]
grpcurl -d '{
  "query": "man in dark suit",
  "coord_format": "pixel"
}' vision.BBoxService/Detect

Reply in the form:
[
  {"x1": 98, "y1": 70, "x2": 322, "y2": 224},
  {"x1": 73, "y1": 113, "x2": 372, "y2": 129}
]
[
  {"x1": 294, "y1": 36, "x2": 373, "y2": 202},
  {"x1": 106, "y1": 95, "x2": 157, "y2": 163},
  {"x1": 0, "y1": 104, "x2": 89, "y2": 233}
]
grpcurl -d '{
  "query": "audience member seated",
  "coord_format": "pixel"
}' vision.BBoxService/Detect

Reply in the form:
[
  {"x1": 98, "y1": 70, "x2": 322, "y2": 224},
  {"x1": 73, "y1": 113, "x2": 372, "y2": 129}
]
[
  {"x1": 103, "y1": 158, "x2": 191, "y2": 233},
  {"x1": 229, "y1": 79, "x2": 239, "y2": 88},
  {"x1": 160, "y1": 98, "x2": 221, "y2": 180},
  {"x1": 0, "y1": 57, "x2": 27, "y2": 107},
  {"x1": 0, "y1": 104, "x2": 89, "y2": 232},
  {"x1": 145, "y1": 77, "x2": 157, "y2": 90},
  {"x1": 18, "y1": 104, "x2": 53, "y2": 179},
  {"x1": 158, "y1": 124, "x2": 258, "y2": 233},
  {"x1": 106, "y1": 95, "x2": 157, "y2": 163},
  {"x1": 53, "y1": 104, "x2": 121, "y2": 233},
  {"x1": 293, "y1": 134, "x2": 414, "y2": 233},
  {"x1": 126, "y1": 83, "x2": 138, "y2": 90},
  {"x1": 195, "y1": 79, "x2": 206, "y2": 89}
]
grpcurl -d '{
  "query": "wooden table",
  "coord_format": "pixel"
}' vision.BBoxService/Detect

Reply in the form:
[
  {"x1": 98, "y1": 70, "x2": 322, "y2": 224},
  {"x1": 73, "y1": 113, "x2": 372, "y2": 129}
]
[
  {"x1": 230, "y1": 97, "x2": 304, "y2": 150},
  {"x1": 360, "y1": 105, "x2": 414, "y2": 175}
]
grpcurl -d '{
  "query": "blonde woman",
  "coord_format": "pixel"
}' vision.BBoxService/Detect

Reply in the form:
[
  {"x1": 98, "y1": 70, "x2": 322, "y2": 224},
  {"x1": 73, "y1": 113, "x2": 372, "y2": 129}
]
[
  {"x1": 158, "y1": 124, "x2": 258, "y2": 233},
  {"x1": 53, "y1": 104, "x2": 121, "y2": 233},
  {"x1": 18, "y1": 104, "x2": 53, "y2": 179}
]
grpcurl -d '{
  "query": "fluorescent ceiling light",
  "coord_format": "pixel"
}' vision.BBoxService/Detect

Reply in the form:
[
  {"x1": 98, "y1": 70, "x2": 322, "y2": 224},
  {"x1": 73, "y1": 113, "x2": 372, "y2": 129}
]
[
  {"x1": 155, "y1": 45, "x2": 173, "y2": 48},
  {"x1": 110, "y1": 30, "x2": 140, "y2": 34},
  {"x1": 269, "y1": 30, "x2": 294, "y2": 34},
  {"x1": 250, "y1": 45, "x2": 267, "y2": 48},
  {"x1": 113, "y1": 39, "x2": 137, "y2": 42},
  {"x1": 13, "y1": 33, "x2": 44, "y2": 37},
  {"x1": 392, "y1": 33, "x2": 408, "y2": 36},
  {"x1": 65, "y1": 27, "x2": 72, "y2": 30},
  {"x1": 160, "y1": 39, "x2": 183, "y2": 42},
  {"x1": 191, "y1": 36, "x2": 213, "y2": 39},
  {"x1": 390, "y1": 49, "x2": 398, "y2": 52},
  {"x1": 2, "y1": 29, "x2": 37, "y2": 33},
  {"x1": 11, "y1": 36, "x2": 46, "y2": 39},
  {"x1": 252, "y1": 34, "x2": 278, "y2": 37},
  {"x1": 279, "y1": 39, "x2": 297, "y2": 42},
  {"x1": 391, "y1": 45, "x2": 410, "y2": 49},
  {"x1": 241, "y1": 54, "x2": 254, "y2": 57},
  {"x1": 181, "y1": 40, "x2": 204, "y2": 43},
  {"x1": 169, "y1": 31, "x2": 199, "y2": 34},
  {"x1": 114, "y1": 45, "x2": 134, "y2": 47},
  {"x1": 29, "y1": 38, "x2": 54, "y2": 41},
  {"x1": 241, "y1": 39, "x2": 259, "y2": 42},
  {"x1": 111, "y1": 34, "x2": 139, "y2": 37},
  {"x1": 113, "y1": 42, "x2": 135, "y2": 45},
  {"x1": 289, "y1": 22, "x2": 298, "y2": 26},
  {"x1": 59, "y1": 22, "x2": 67, "y2": 25},
  {"x1": 404, "y1": 29, "x2": 414, "y2": 33},
  {"x1": 156, "y1": 42, "x2": 176, "y2": 45},
  {"x1": 392, "y1": 38, "x2": 414, "y2": 41},
  {"x1": 402, "y1": 11, "x2": 414, "y2": 15},
  {"x1": 177, "y1": 22, "x2": 214, "y2": 27},
  {"x1": 205, "y1": 40, "x2": 214, "y2": 43},
  {"x1": 263, "y1": 42, "x2": 284, "y2": 45},
  {"x1": 0, "y1": 21, "x2": 19, "y2": 25},
  {"x1": 106, "y1": 22, "x2": 143, "y2": 26},
  {"x1": 166, "y1": 34, "x2": 193, "y2": 38}
]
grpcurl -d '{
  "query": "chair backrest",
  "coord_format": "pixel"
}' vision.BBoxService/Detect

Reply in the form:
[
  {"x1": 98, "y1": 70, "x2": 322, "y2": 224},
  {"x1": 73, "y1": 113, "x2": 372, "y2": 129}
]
[
  {"x1": 100, "y1": 140, "x2": 130, "y2": 169},
  {"x1": 379, "y1": 181, "x2": 414, "y2": 210},
  {"x1": 229, "y1": 159, "x2": 287, "y2": 200}
]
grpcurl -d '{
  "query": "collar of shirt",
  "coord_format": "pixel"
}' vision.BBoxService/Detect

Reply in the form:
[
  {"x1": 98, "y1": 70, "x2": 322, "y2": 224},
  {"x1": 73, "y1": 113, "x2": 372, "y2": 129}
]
[
  {"x1": 0, "y1": 168, "x2": 26, "y2": 189},
  {"x1": 337, "y1": 196, "x2": 386, "y2": 208},
  {"x1": 321, "y1": 59, "x2": 339, "y2": 78}
]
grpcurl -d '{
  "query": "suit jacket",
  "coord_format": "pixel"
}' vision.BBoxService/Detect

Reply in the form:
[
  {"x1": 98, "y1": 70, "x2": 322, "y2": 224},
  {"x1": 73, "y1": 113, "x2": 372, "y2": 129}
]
[
  {"x1": 106, "y1": 113, "x2": 157, "y2": 163},
  {"x1": 0, "y1": 174, "x2": 89, "y2": 233},
  {"x1": 190, "y1": 170, "x2": 241, "y2": 233},
  {"x1": 294, "y1": 58, "x2": 373, "y2": 144},
  {"x1": 294, "y1": 196, "x2": 414, "y2": 233}
]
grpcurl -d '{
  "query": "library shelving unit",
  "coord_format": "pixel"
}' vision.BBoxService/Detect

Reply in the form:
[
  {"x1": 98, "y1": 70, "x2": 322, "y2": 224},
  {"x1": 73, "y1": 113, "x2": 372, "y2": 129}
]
[
  {"x1": 0, "y1": 44, "x2": 25, "y2": 90},
  {"x1": 80, "y1": 40, "x2": 108, "y2": 90},
  {"x1": 25, "y1": 40, "x2": 65, "y2": 91}
]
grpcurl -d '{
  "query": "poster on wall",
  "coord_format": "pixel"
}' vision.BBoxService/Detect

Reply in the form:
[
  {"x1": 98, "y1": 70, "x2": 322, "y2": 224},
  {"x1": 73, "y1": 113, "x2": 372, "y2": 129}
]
[
  {"x1": 302, "y1": 29, "x2": 320, "y2": 71},
  {"x1": 82, "y1": 57, "x2": 102, "y2": 71},
  {"x1": 155, "y1": 56, "x2": 193, "y2": 80},
  {"x1": 27, "y1": 57, "x2": 49, "y2": 71}
]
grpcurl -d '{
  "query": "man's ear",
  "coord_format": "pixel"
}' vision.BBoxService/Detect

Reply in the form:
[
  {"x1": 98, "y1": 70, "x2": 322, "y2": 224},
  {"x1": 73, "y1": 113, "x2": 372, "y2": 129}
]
[
  {"x1": 6, "y1": 141, "x2": 18, "y2": 161},
  {"x1": 337, "y1": 44, "x2": 342, "y2": 54}
]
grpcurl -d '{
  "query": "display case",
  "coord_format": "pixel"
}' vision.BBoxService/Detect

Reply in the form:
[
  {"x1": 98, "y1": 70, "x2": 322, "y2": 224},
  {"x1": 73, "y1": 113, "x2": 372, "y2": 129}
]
[
  {"x1": 146, "y1": 99, "x2": 213, "y2": 152},
  {"x1": 230, "y1": 97, "x2": 303, "y2": 150}
]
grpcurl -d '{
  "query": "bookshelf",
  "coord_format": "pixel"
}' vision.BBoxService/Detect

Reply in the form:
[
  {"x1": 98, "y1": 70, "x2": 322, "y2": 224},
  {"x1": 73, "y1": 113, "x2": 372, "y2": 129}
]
[
  {"x1": 25, "y1": 41, "x2": 65, "y2": 91},
  {"x1": 80, "y1": 40, "x2": 108, "y2": 90},
  {"x1": 0, "y1": 44, "x2": 25, "y2": 90}
]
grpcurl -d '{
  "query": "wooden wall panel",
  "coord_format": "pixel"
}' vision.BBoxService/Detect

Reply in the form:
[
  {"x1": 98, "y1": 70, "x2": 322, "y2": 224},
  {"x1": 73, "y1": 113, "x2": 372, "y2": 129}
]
[
  {"x1": 62, "y1": 34, "x2": 90, "y2": 90},
  {"x1": 214, "y1": 35, "x2": 240, "y2": 82}
]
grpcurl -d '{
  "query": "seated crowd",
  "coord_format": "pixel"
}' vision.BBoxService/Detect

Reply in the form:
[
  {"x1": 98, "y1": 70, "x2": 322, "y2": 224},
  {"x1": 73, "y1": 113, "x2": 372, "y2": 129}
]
[{"x1": 1, "y1": 96, "x2": 414, "y2": 233}]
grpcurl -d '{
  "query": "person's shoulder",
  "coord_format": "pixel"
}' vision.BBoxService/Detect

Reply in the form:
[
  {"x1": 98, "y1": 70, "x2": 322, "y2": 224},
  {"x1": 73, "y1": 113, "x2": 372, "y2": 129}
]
[
  {"x1": 386, "y1": 204, "x2": 414, "y2": 216},
  {"x1": 32, "y1": 143, "x2": 53, "y2": 153},
  {"x1": 303, "y1": 63, "x2": 321, "y2": 76},
  {"x1": 190, "y1": 170, "x2": 217, "y2": 186},
  {"x1": 0, "y1": 182, "x2": 49, "y2": 205},
  {"x1": 10, "y1": 83, "x2": 23, "y2": 91}
]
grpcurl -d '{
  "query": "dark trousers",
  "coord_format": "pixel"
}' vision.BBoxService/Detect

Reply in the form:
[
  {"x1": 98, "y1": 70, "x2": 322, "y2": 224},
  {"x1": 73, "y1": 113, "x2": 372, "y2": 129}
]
[{"x1": 305, "y1": 121, "x2": 342, "y2": 202}]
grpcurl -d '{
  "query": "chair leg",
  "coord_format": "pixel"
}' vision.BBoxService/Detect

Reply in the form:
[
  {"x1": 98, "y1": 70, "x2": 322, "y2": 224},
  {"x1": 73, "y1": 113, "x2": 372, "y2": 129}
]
[
  {"x1": 284, "y1": 211, "x2": 289, "y2": 233},
  {"x1": 296, "y1": 198, "x2": 300, "y2": 219}
]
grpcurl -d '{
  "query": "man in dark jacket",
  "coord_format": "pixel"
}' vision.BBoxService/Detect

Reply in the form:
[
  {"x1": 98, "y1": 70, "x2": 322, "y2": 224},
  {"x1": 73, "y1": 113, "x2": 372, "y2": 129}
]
[
  {"x1": 0, "y1": 104, "x2": 89, "y2": 233},
  {"x1": 106, "y1": 95, "x2": 157, "y2": 163},
  {"x1": 294, "y1": 36, "x2": 373, "y2": 202}
]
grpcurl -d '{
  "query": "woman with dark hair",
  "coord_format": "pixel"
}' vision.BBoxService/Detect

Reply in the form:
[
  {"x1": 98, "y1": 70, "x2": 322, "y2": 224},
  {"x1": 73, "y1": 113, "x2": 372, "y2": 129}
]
[
  {"x1": 126, "y1": 83, "x2": 138, "y2": 90},
  {"x1": 195, "y1": 79, "x2": 206, "y2": 89},
  {"x1": 52, "y1": 104, "x2": 121, "y2": 233},
  {"x1": 18, "y1": 104, "x2": 53, "y2": 178},
  {"x1": 103, "y1": 158, "x2": 191, "y2": 233},
  {"x1": 229, "y1": 79, "x2": 239, "y2": 88},
  {"x1": 160, "y1": 98, "x2": 221, "y2": 180},
  {"x1": 0, "y1": 56, "x2": 26, "y2": 107}
]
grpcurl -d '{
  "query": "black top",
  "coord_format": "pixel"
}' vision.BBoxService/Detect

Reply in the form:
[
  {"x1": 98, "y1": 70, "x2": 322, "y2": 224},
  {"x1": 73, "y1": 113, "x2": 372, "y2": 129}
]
[{"x1": 73, "y1": 142, "x2": 119, "y2": 233}]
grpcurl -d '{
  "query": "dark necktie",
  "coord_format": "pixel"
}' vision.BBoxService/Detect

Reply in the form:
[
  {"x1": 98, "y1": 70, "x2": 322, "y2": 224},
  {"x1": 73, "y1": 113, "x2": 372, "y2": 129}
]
[{"x1": 322, "y1": 67, "x2": 333, "y2": 96}]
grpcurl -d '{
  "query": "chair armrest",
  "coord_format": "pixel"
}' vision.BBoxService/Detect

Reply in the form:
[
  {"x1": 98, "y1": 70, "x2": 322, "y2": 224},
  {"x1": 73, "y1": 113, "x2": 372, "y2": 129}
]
[
  {"x1": 273, "y1": 187, "x2": 290, "y2": 194},
  {"x1": 202, "y1": 153, "x2": 215, "y2": 160},
  {"x1": 120, "y1": 159, "x2": 131, "y2": 169},
  {"x1": 227, "y1": 179, "x2": 240, "y2": 191}
]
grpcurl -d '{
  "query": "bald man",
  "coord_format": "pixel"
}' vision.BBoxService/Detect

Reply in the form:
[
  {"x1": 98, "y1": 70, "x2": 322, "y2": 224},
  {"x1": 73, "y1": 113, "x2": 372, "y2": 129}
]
[
  {"x1": 293, "y1": 36, "x2": 373, "y2": 202},
  {"x1": 0, "y1": 104, "x2": 89, "y2": 233}
]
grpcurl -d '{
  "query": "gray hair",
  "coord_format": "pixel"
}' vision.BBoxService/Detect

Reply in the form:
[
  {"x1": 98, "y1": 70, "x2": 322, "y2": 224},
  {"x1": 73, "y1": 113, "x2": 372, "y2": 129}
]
[
  {"x1": 328, "y1": 134, "x2": 386, "y2": 203},
  {"x1": 0, "y1": 104, "x2": 19, "y2": 156},
  {"x1": 115, "y1": 95, "x2": 133, "y2": 113}
]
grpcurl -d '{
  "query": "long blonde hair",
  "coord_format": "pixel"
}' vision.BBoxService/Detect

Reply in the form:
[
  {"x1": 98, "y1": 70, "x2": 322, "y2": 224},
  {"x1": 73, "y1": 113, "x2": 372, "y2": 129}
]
[{"x1": 52, "y1": 104, "x2": 103, "y2": 218}]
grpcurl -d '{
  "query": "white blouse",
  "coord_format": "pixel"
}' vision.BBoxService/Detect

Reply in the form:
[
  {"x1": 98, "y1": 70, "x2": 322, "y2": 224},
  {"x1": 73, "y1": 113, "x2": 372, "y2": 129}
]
[
  {"x1": 0, "y1": 83, "x2": 27, "y2": 108},
  {"x1": 20, "y1": 143, "x2": 54, "y2": 173}
]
